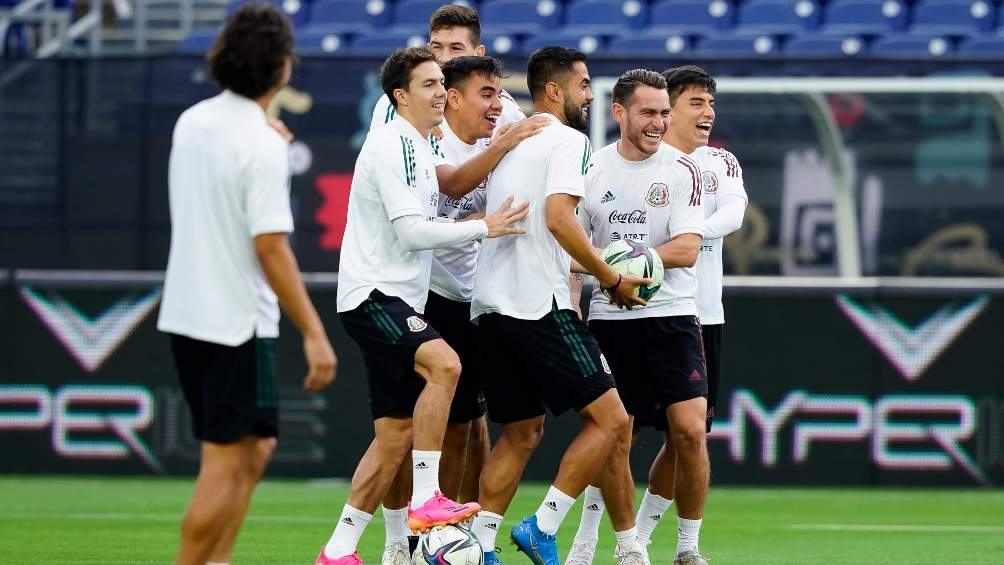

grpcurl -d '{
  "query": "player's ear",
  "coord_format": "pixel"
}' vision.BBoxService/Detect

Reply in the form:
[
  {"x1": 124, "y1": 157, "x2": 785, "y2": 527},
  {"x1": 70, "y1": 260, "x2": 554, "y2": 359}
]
[
  {"x1": 612, "y1": 102, "x2": 625, "y2": 122},
  {"x1": 393, "y1": 88, "x2": 407, "y2": 108},
  {"x1": 475, "y1": 44, "x2": 486, "y2": 56},
  {"x1": 447, "y1": 87, "x2": 461, "y2": 110},
  {"x1": 545, "y1": 81, "x2": 562, "y2": 104}
]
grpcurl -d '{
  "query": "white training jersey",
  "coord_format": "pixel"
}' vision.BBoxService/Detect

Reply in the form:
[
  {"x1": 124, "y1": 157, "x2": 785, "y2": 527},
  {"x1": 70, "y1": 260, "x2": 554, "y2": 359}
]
[
  {"x1": 428, "y1": 119, "x2": 491, "y2": 302},
  {"x1": 336, "y1": 118, "x2": 441, "y2": 314},
  {"x1": 369, "y1": 89, "x2": 525, "y2": 132},
  {"x1": 579, "y1": 142, "x2": 705, "y2": 321},
  {"x1": 472, "y1": 113, "x2": 592, "y2": 320},
  {"x1": 158, "y1": 90, "x2": 294, "y2": 346},
  {"x1": 692, "y1": 145, "x2": 747, "y2": 325}
]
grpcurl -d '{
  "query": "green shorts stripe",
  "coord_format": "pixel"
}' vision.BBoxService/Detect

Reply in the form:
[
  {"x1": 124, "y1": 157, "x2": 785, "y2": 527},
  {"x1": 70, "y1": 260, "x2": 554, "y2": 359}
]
[
  {"x1": 255, "y1": 337, "x2": 278, "y2": 408},
  {"x1": 554, "y1": 310, "x2": 597, "y2": 377},
  {"x1": 365, "y1": 302, "x2": 403, "y2": 342}
]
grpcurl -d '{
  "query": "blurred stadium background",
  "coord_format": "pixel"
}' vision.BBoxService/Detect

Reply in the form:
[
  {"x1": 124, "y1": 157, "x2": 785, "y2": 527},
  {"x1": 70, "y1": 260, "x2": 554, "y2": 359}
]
[{"x1": 2, "y1": 0, "x2": 1003, "y2": 562}]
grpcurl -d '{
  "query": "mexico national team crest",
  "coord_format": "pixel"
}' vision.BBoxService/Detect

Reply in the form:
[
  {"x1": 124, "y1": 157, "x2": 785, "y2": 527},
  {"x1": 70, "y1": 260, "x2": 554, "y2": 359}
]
[
  {"x1": 702, "y1": 171, "x2": 719, "y2": 194},
  {"x1": 646, "y1": 183, "x2": 670, "y2": 207},
  {"x1": 406, "y1": 316, "x2": 428, "y2": 332}
]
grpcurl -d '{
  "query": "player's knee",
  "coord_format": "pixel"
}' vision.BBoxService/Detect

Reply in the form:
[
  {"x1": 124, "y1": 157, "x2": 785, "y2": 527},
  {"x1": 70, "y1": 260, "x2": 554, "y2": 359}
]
[
  {"x1": 248, "y1": 437, "x2": 277, "y2": 480},
  {"x1": 504, "y1": 420, "x2": 544, "y2": 453},
  {"x1": 672, "y1": 421, "x2": 706, "y2": 453}
]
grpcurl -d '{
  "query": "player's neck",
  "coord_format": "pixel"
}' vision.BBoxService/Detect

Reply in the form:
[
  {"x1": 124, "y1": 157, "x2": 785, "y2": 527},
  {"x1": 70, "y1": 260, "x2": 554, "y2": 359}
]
[
  {"x1": 532, "y1": 103, "x2": 565, "y2": 125},
  {"x1": 444, "y1": 113, "x2": 476, "y2": 145},
  {"x1": 615, "y1": 139, "x2": 652, "y2": 162},
  {"x1": 396, "y1": 107, "x2": 434, "y2": 137},
  {"x1": 662, "y1": 131, "x2": 697, "y2": 155}
]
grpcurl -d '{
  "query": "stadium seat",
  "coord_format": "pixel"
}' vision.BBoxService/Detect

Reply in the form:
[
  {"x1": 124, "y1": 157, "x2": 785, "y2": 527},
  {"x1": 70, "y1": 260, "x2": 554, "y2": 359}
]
[
  {"x1": 647, "y1": 0, "x2": 736, "y2": 34},
  {"x1": 957, "y1": 35, "x2": 1004, "y2": 54},
  {"x1": 308, "y1": 0, "x2": 392, "y2": 34},
  {"x1": 785, "y1": 33, "x2": 868, "y2": 56},
  {"x1": 521, "y1": 31, "x2": 605, "y2": 54},
  {"x1": 227, "y1": 0, "x2": 310, "y2": 26},
  {"x1": 822, "y1": 0, "x2": 908, "y2": 35},
  {"x1": 480, "y1": 0, "x2": 563, "y2": 34},
  {"x1": 350, "y1": 30, "x2": 429, "y2": 54},
  {"x1": 563, "y1": 0, "x2": 649, "y2": 34},
  {"x1": 910, "y1": 0, "x2": 996, "y2": 36},
  {"x1": 697, "y1": 32, "x2": 780, "y2": 54},
  {"x1": 608, "y1": 33, "x2": 692, "y2": 55},
  {"x1": 870, "y1": 34, "x2": 954, "y2": 56},
  {"x1": 177, "y1": 30, "x2": 219, "y2": 54},
  {"x1": 481, "y1": 32, "x2": 522, "y2": 55},
  {"x1": 393, "y1": 0, "x2": 478, "y2": 27},
  {"x1": 295, "y1": 27, "x2": 349, "y2": 54},
  {"x1": 736, "y1": 0, "x2": 821, "y2": 34}
]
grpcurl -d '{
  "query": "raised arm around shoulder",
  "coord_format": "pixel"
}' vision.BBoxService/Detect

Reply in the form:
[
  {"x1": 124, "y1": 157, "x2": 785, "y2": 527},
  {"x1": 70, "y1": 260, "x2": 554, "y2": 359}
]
[{"x1": 436, "y1": 142, "x2": 508, "y2": 199}]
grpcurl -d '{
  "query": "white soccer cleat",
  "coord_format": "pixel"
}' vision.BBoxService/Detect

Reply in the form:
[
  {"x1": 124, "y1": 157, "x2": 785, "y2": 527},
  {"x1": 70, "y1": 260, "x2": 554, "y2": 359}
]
[
  {"x1": 564, "y1": 536, "x2": 597, "y2": 565},
  {"x1": 382, "y1": 541, "x2": 411, "y2": 565},
  {"x1": 614, "y1": 543, "x2": 649, "y2": 565},
  {"x1": 673, "y1": 549, "x2": 709, "y2": 565}
]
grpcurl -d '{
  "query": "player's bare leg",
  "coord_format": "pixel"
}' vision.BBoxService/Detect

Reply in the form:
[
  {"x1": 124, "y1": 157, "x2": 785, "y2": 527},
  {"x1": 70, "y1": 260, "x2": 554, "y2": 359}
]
[
  {"x1": 441, "y1": 420, "x2": 473, "y2": 499},
  {"x1": 460, "y1": 416, "x2": 490, "y2": 503},
  {"x1": 552, "y1": 390, "x2": 629, "y2": 499},
  {"x1": 665, "y1": 397, "x2": 709, "y2": 563},
  {"x1": 346, "y1": 418, "x2": 414, "y2": 512},
  {"x1": 206, "y1": 436, "x2": 277, "y2": 564},
  {"x1": 176, "y1": 435, "x2": 276, "y2": 565}
]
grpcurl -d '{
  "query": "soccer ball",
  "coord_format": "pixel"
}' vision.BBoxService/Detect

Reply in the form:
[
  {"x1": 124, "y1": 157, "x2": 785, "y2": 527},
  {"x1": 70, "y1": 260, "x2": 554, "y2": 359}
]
[
  {"x1": 414, "y1": 524, "x2": 484, "y2": 565},
  {"x1": 600, "y1": 239, "x2": 664, "y2": 301}
]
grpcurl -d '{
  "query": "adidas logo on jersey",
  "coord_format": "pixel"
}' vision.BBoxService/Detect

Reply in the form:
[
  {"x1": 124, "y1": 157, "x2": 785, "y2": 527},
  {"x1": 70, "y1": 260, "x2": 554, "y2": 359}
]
[
  {"x1": 651, "y1": 514, "x2": 662, "y2": 521},
  {"x1": 545, "y1": 501, "x2": 558, "y2": 511},
  {"x1": 586, "y1": 504, "x2": 601, "y2": 511},
  {"x1": 486, "y1": 523, "x2": 499, "y2": 530},
  {"x1": 342, "y1": 517, "x2": 355, "y2": 526},
  {"x1": 415, "y1": 462, "x2": 429, "y2": 470},
  {"x1": 601, "y1": 190, "x2": 616, "y2": 203}
]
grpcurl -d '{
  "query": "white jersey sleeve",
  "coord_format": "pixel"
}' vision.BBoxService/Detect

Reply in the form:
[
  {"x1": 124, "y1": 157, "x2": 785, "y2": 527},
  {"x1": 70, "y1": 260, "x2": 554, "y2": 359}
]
[
  {"x1": 245, "y1": 135, "x2": 295, "y2": 237},
  {"x1": 546, "y1": 133, "x2": 591, "y2": 198},
  {"x1": 372, "y1": 132, "x2": 425, "y2": 221},
  {"x1": 667, "y1": 154, "x2": 705, "y2": 240},
  {"x1": 370, "y1": 94, "x2": 396, "y2": 131}
]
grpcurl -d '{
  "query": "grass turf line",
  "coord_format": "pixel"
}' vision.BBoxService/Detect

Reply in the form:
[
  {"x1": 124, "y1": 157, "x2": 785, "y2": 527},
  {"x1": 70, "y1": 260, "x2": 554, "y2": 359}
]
[{"x1": 1, "y1": 477, "x2": 1002, "y2": 564}]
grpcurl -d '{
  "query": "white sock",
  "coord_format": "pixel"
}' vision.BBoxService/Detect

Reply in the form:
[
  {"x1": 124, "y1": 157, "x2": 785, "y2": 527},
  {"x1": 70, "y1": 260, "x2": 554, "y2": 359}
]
[
  {"x1": 574, "y1": 485, "x2": 605, "y2": 541},
  {"x1": 636, "y1": 490, "x2": 672, "y2": 543},
  {"x1": 534, "y1": 485, "x2": 576, "y2": 536},
  {"x1": 206, "y1": 562, "x2": 229, "y2": 565},
  {"x1": 615, "y1": 527, "x2": 642, "y2": 553},
  {"x1": 471, "y1": 511, "x2": 504, "y2": 552},
  {"x1": 324, "y1": 504, "x2": 373, "y2": 559},
  {"x1": 382, "y1": 505, "x2": 409, "y2": 546},
  {"x1": 676, "y1": 516, "x2": 703, "y2": 556},
  {"x1": 411, "y1": 450, "x2": 442, "y2": 507}
]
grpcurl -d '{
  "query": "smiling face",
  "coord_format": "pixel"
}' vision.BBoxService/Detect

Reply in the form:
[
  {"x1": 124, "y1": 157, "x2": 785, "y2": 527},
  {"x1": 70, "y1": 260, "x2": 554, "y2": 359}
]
[
  {"x1": 664, "y1": 84, "x2": 716, "y2": 154},
  {"x1": 614, "y1": 84, "x2": 670, "y2": 161},
  {"x1": 448, "y1": 72, "x2": 503, "y2": 142},
  {"x1": 428, "y1": 26, "x2": 485, "y2": 66},
  {"x1": 395, "y1": 60, "x2": 447, "y2": 132},
  {"x1": 560, "y1": 61, "x2": 593, "y2": 129}
]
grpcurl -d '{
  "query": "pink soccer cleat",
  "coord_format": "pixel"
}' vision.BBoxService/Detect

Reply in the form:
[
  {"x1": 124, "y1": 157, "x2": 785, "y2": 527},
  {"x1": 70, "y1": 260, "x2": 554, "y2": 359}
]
[
  {"x1": 408, "y1": 491, "x2": 481, "y2": 531},
  {"x1": 314, "y1": 548, "x2": 363, "y2": 564}
]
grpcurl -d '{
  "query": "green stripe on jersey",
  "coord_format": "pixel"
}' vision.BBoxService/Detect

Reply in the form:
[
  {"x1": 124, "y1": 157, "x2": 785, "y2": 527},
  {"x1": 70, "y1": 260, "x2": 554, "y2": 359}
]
[
  {"x1": 580, "y1": 137, "x2": 592, "y2": 175},
  {"x1": 399, "y1": 135, "x2": 416, "y2": 187},
  {"x1": 384, "y1": 104, "x2": 396, "y2": 124}
]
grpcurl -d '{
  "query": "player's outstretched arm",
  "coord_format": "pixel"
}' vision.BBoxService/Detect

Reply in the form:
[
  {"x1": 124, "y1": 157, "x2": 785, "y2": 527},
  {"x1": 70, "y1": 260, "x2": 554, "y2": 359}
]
[
  {"x1": 390, "y1": 196, "x2": 527, "y2": 251},
  {"x1": 655, "y1": 233, "x2": 702, "y2": 268},
  {"x1": 436, "y1": 115, "x2": 549, "y2": 199},
  {"x1": 254, "y1": 232, "x2": 337, "y2": 392},
  {"x1": 546, "y1": 193, "x2": 650, "y2": 308}
]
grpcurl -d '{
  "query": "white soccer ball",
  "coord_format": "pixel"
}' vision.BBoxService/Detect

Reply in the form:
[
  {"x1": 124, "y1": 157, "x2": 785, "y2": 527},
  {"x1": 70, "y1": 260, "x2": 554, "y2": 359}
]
[
  {"x1": 600, "y1": 239, "x2": 664, "y2": 301},
  {"x1": 414, "y1": 524, "x2": 484, "y2": 565}
]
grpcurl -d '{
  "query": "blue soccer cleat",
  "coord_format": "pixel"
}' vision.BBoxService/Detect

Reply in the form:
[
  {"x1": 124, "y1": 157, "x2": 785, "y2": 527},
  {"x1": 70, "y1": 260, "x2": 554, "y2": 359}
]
[
  {"x1": 510, "y1": 515, "x2": 560, "y2": 565},
  {"x1": 484, "y1": 549, "x2": 505, "y2": 565}
]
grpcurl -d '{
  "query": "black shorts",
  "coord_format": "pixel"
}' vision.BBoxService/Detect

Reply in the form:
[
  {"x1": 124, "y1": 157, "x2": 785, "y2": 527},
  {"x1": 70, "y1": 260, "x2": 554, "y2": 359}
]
[
  {"x1": 478, "y1": 306, "x2": 616, "y2": 424},
  {"x1": 339, "y1": 290, "x2": 441, "y2": 419},
  {"x1": 702, "y1": 324, "x2": 723, "y2": 432},
  {"x1": 590, "y1": 315, "x2": 708, "y2": 429},
  {"x1": 424, "y1": 291, "x2": 486, "y2": 423},
  {"x1": 169, "y1": 333, "x2": 279, "y2": 443}
]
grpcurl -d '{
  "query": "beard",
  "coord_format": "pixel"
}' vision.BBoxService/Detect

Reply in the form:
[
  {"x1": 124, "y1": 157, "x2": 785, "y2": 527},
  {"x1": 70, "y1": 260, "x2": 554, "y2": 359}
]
[{"x1": 563, "y1": 98, "x2": 589, "y2": 130}]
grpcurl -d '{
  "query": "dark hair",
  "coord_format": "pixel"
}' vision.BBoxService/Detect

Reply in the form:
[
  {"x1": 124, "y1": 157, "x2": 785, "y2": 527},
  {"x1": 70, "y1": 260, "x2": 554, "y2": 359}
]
[
  {"x1": 662, "y1": 65, "x2": 717, "y2": 105},
  {"x1": 442, "y1": 55, "x2": 505, "y2": 91},
  {"x1": 380, "y1": 47, "x2": 439, "y2": 108},
  {"x1": 429, "y1": 4, "x2": 481, "y2": 46},
  {"x1": 207, "y1": 3, "x2": 293, "y2": 99},
  {"x1": 526, "y1": 45, "x2": 587, "y2": 102},
  {"x1": 612, "y1": 68, "x2": 667, "y2": 107}
]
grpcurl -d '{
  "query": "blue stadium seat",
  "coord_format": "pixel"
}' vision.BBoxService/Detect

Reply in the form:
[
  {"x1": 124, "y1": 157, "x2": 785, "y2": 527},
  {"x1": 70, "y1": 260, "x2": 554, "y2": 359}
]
[
  {"x1": 957, "y1": 35, "x2": 1004, "y2": 54},
  {"x1": 308, "y1": 0, "x2": 391, "y2": 34},
  {"x1": 563, "y1": 0, "x2": 648, "y2": 34},
  {"x1": 737, "y1": 0, "x2": 821, "y2": 34},
  {"x1": 295, "y1": 27, "x2": 349, "y2": 54},
  {"x1": 177, "y1": 30, "x2": 219, "y2": 54},
  {"x1": 910, "y1": 0, "x2": 996, "y2": 36},
  {"x1": 393, "y1": 0, "x2": 478, "y2": 27},
  {"x1": 481, "y1": 32, "x2": 522, "y2": 55},
  {"x1": 785, "y1": 33, "x2": 867, "y2": 56},
  {"x1": 350, "y1": 30, "x2": 429, "y2": 54},
  {"x1": 521, "y1": 31, "x2": 605, "y2": 54},
  {"x1": 870, "y1": 34, "x2": 954, "y2": 56},
  {"x1": 822, "y1": 0, "x2": 908, "y2": 35},
  {"x1": 608, "y1": 33, "x2": 692, "y2": 55},
  {"x1": 480, "y1": 0, "x2": 563, "y2": 34},
  {"x1": 697, "y1": 32, "x2": 780, "y2": 54},
  {"x1": 648, "y1": 0, "x2": 736, "y2": 34},
  {"x1": 227, "y1": 0, "x2": 310, "y2": 26}
]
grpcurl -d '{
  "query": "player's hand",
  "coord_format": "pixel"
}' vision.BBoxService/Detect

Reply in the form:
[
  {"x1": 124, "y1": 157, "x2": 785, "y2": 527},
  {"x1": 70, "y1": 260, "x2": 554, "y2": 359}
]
[
  {"x1": 600, "y1": 272, "x2": 652, "y2": 309},
  {"x1": 483, "y1": 195, "x2": 529, "y2": 238},
  {"x1": 302, "y1": 332, "x2": 337, "y2": 391},
  {"x1": 268, "y1": 118, "x2": 295, "y2": 143},
  {"x1": 490, "y1": 115, "x2": 549, "y2": 151},
  {"x1": 431, "y1": 125, "x2": 445, "y2": 140}
]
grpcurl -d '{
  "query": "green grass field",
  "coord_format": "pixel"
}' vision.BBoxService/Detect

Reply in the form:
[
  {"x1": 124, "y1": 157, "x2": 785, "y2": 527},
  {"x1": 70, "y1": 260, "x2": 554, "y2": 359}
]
[{"x1": 2, "y1": 477, "x2": 1003, "y2": 564}]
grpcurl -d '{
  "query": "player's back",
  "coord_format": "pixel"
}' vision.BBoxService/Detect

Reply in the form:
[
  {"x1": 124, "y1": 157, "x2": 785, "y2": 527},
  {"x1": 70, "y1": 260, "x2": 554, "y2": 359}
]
[{"x1": 472, "y1": 114, "x2": 591, "y2": 320}]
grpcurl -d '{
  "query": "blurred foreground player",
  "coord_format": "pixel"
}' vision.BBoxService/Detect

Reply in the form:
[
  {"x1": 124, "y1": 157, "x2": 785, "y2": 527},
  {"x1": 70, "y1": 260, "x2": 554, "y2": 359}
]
[{"x1": 157, "y1": 5, "x2": 338, "y2": 565}]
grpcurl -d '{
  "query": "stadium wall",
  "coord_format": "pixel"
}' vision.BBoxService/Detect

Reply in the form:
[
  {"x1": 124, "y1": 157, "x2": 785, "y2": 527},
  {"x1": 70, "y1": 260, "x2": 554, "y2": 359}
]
[{"x1": 1, "y1": 271, "x2": 1002, "y2": 487}]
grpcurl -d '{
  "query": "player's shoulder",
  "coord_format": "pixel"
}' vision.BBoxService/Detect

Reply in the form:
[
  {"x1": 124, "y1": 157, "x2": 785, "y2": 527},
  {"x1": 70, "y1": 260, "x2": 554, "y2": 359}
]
[
  {"x1": 693, "y1": 145, "x2": 742, "y2": 176},
  {"x1": 589, "y1": 142, "x2": 619, "y2": 167}
]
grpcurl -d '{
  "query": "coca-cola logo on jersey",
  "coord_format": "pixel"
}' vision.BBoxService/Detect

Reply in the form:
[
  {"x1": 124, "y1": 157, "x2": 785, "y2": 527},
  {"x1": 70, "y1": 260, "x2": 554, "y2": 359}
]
[{"x1": 608, "y1": 209, "x2": 647, "y2": 224}]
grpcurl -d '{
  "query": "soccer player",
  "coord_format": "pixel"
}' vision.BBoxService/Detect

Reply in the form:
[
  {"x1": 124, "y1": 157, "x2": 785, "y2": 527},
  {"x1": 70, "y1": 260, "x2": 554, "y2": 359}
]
[
  {"x1": 315, "y1": 47, "x2": 528, "y2": 565},
  {"x1": 468, "y1": 46, "x2": 650, "y2": 565},
  {"x1": 157, "y1": 5, "x2": 338, "y2": 565},
  {"x1": 565, "y1": 69, "x2": 708, "y2": 565}
]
